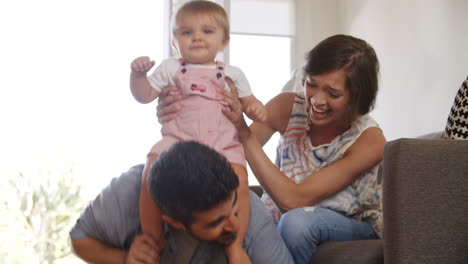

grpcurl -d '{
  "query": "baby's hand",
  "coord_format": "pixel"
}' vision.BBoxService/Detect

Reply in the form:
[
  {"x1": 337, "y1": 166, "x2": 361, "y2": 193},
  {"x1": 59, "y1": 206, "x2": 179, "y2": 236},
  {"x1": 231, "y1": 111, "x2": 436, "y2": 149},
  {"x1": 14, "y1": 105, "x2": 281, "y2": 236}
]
[
  {"x1": 244, "y1": 99, "x2": 267, "y2": 123},
  {"x1": 225, "y1": 244, "x2": 251, "y2": 264},
  {"x1": 131, "y1": 56, "x2": 155, "y2": 73}
]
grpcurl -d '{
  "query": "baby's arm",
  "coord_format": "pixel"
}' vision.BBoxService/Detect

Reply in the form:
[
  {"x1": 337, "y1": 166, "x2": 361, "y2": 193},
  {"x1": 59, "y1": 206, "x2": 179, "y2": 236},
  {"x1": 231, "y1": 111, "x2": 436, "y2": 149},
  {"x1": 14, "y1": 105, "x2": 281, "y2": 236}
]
[
  {"x1": 240, "y1": 95, "x2": 268, "y2": 123},
  {"x1": 225, "y1": 66, "x2": 267, "y2": 123},
  {"x1": 130, "y1": 56, "x2": 160, "y2": 104}
]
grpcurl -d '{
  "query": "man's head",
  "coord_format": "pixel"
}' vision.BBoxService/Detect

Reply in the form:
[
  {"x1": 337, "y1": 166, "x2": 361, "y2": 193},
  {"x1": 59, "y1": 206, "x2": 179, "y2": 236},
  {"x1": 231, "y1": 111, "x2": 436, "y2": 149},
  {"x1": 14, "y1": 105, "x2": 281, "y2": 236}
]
[{"x1": 147, "y1": 141, "x2": 240, "y2": 245}]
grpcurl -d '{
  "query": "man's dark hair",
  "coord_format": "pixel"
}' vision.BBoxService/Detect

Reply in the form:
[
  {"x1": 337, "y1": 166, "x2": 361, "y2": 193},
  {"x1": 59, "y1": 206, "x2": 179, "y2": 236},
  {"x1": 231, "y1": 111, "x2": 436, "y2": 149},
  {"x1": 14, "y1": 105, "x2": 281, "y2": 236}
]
[
  {"x1": 147, "y1": 141, "x2": 239, "y2": 226},
  {"x1": 303, "y1": 34, "x2": 380, "y2": 118}
]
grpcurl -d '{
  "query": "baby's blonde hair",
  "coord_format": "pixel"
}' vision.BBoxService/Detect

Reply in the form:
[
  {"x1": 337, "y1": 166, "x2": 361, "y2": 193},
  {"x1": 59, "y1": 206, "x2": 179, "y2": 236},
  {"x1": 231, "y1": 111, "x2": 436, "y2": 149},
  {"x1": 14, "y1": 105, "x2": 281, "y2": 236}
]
[{"x1": 172, "y1": 0, "x2": 230, "y2": 40}]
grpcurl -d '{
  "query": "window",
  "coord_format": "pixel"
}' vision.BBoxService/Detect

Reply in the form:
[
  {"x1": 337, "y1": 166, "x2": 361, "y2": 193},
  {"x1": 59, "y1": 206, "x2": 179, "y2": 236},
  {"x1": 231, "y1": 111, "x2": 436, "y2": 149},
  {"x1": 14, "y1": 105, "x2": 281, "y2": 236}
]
[
  {"x1": 0, "y1": 0, "x2": 166, "y2": 199},
  {"x1": 229, "y1": 0, "x2": 295, "y2": 184},
  {"x1": 1, "y1": 1, "x2": 167, "y2": 262}
]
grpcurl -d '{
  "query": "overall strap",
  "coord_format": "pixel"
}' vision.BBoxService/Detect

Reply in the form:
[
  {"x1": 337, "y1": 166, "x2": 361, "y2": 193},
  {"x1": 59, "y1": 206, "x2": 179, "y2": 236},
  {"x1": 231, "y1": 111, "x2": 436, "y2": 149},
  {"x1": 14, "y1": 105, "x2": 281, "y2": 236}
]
[
  {"x1": 179, "y1": 58, "x2": 188, "y2": 74},
  {"x1": 215, "y1": 60, "x2": 225, "y2": 80}
]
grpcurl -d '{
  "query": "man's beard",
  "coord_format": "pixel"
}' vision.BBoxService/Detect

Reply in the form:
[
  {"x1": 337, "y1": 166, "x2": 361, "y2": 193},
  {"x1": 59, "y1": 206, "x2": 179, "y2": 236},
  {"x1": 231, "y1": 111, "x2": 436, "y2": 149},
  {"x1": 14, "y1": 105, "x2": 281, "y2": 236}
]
[
  {"x1": 217, "y1": 231, "x2": 238, "y2": 246},
  {"x1": 186, "y1": 228, "x2": 238, "y2": 246}
]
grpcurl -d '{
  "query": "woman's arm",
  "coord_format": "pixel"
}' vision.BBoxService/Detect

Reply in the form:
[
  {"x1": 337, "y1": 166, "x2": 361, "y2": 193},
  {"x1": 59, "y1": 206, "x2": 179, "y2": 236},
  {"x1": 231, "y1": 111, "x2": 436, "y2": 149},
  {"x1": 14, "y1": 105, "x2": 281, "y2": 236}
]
[
  {"x1": 249, "y1": 92, "x2": 295, "y2": 146},
  {"x1": 220, "y1": 80, "x2": 386, "y2": 212},
  {"x1": 243, "y1": 126, "x2": 385, "y2": 211}
]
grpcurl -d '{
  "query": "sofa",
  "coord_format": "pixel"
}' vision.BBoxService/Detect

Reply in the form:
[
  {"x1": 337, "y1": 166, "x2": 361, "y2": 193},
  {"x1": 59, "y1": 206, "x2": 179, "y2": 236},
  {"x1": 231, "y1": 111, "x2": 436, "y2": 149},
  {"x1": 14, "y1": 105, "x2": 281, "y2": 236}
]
[
  {"x1": 382, "y1": 135, "x2": 468, "y2": 264},
  {"x1": 251, "y1": 132, "x2": 468, "y2": 264}
]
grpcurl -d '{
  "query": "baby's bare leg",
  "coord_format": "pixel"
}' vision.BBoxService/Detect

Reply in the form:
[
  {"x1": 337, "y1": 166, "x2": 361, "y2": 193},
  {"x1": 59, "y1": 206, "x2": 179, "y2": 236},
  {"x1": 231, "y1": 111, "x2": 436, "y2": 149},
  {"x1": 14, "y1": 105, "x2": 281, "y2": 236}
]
[
  {"x1": 139, "y1": 152, "x2": 166, "y2": 249},
  {"x1": 227, "y1": 163, "x2": 251, "y2": 263}
]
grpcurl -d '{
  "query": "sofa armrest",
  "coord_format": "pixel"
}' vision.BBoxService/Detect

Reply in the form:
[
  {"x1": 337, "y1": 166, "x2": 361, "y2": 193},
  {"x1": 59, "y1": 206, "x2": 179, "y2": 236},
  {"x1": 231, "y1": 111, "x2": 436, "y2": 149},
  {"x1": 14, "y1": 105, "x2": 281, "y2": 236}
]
[{"x1": 382, "y1": 138, "x2": 468, "y2": 264}]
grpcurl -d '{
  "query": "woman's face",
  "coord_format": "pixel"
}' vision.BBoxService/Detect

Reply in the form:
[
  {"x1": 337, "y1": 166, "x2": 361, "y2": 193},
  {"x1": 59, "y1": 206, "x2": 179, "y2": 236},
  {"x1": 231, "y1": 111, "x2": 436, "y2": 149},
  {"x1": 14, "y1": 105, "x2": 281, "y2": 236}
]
[{"x1": 304, "y1": 69, "x2": 353, "y2": 129}]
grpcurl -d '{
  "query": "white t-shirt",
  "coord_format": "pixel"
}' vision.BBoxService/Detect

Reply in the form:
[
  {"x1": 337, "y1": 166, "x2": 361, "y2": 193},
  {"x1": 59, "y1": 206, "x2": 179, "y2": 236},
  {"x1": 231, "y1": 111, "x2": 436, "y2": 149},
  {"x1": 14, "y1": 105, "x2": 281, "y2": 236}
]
[{"x1": 147, "y1": 57, "x2": 253, "y2": 98}]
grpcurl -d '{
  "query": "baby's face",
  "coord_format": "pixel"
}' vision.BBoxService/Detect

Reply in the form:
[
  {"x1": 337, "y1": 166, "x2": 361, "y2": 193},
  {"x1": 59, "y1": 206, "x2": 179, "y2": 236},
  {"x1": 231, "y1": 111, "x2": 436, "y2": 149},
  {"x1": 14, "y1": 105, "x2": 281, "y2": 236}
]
[{"x1": 173, "y1": 13, "x2": 228, "y2": 65}]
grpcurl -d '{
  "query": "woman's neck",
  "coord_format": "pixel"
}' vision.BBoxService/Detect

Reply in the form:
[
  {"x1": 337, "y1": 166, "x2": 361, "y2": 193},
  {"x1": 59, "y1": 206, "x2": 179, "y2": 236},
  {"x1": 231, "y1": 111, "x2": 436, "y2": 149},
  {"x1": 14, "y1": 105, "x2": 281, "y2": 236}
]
[{"x1": 308, "y1": 122, "x2": 352, "y2": 146}]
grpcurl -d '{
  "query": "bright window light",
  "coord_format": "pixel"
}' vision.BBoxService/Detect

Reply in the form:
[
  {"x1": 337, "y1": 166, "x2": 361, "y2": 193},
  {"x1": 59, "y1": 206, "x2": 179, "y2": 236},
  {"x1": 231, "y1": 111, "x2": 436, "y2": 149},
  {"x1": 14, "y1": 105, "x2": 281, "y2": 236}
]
[
  {"x1": 229, "y1": 34, "x2": 292, "y2": 185},
  {"x1": 0, "y1": 0, "x2": 165, "y2": 200}
]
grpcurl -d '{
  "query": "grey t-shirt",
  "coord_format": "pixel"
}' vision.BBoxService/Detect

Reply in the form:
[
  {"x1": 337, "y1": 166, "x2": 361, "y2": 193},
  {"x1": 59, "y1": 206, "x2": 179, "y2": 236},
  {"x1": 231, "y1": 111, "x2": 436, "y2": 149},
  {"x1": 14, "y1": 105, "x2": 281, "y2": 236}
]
[{"x1": 70, "y1": 164, "x2": 293, "y2": 264}]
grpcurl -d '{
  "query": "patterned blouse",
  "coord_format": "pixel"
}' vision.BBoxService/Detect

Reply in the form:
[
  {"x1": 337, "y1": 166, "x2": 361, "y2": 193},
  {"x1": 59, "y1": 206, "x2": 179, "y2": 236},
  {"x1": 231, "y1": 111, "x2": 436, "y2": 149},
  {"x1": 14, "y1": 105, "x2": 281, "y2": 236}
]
[{"x1": 261, "y1": 93, "x2": 383, "y2": 237}]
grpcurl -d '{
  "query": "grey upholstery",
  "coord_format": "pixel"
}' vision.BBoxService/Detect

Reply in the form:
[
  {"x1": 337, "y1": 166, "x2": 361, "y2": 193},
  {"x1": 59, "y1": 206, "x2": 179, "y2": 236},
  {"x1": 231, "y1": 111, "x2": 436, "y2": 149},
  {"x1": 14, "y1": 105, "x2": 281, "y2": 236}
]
[
  {"x1": 383, "y1": 138, "x2": 468, "y2": 264},
  {"x1": 309, "y1": 240, "x2": 383, "y2": 264}
]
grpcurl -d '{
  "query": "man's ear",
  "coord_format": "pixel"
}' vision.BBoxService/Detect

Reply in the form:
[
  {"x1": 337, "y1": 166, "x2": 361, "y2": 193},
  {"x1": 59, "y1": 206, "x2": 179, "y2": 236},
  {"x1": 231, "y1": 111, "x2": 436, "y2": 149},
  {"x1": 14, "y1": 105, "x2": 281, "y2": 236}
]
[{"x1": 162, "y1": 215, "x2": 186, "y2": 231}]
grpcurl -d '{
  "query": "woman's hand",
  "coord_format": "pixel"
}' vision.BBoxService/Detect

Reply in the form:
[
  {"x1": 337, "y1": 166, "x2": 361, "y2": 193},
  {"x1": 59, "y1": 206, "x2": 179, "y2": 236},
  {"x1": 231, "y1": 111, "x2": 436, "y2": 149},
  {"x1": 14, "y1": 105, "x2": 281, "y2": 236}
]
[
  {"x1": 218, "y1": 78, "x2": 250, "y2": 137},
  {"x1": 156, "y1": 86, "x2": 182, "y2": 123}
]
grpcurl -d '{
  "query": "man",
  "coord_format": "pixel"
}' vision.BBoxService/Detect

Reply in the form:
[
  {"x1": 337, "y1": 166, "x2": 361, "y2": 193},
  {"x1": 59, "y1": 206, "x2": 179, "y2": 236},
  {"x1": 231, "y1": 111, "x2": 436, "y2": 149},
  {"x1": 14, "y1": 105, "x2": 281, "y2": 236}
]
[{"x1": 70, "y1": 141, "x2": 293, "y2": 263}]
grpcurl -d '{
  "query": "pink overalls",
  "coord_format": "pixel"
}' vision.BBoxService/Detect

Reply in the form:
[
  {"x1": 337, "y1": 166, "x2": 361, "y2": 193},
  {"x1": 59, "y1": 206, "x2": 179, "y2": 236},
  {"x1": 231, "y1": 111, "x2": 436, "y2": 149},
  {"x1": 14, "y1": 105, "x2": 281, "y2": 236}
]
[{"x1": 149, "y1": 59, "x2": 245, "y2": 167}]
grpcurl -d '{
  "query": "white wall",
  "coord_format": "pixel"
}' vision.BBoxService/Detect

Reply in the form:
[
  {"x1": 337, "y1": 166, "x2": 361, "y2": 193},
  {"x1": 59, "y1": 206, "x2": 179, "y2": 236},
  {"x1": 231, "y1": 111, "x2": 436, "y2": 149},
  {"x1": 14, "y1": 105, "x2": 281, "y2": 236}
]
[
  {"x1": 296, "y1": 0, "x2": 468, "y2": 140},
  {"x1": 294, "y1": 0, "x2": 339, "y2": 69}
]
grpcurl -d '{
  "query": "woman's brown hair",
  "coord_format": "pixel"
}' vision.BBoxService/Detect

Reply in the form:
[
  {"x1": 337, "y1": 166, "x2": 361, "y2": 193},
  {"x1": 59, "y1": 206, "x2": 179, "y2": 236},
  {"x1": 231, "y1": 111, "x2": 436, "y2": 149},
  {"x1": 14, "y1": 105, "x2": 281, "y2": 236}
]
[{"x1": 303, "y1": 34, "x2": 380, "y2": 117}]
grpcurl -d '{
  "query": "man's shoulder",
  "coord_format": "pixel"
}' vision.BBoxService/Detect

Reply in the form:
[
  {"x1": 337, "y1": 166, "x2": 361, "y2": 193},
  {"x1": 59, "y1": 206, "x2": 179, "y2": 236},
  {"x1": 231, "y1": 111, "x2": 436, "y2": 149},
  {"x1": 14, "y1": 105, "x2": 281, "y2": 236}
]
[
  {"x1": 106, "y1": 164, "x2": 143, "y2": 196},
  {"x1": 87, "y1": 164, "x2": 143, "y2": 220},
  {"x1": 69, "y1": 164, "x2": 143, "y2": 249}
]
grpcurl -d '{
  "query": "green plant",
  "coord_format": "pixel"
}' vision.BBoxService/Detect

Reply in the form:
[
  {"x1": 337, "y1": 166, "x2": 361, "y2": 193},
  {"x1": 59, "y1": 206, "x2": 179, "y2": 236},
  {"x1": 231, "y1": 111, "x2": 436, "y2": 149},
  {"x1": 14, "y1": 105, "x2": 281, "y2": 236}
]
[{"x1": 0, "y1": 151, "x2": 86, "y2": 264}]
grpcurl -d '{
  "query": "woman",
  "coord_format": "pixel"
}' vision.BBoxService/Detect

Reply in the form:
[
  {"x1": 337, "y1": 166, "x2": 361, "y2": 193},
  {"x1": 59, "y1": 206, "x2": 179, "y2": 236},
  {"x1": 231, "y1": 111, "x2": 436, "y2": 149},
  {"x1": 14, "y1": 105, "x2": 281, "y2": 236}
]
[{"x1": 158, "y1": 34, "x2": 386, "y2": 264}]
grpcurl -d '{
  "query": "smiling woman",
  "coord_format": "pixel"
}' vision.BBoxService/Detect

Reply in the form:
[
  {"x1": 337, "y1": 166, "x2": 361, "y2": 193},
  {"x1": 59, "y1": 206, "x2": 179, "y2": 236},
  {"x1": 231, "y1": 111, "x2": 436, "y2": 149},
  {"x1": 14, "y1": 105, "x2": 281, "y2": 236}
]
[{"x1": 0, "y1": 0, "x2": 166, "y2": 199}]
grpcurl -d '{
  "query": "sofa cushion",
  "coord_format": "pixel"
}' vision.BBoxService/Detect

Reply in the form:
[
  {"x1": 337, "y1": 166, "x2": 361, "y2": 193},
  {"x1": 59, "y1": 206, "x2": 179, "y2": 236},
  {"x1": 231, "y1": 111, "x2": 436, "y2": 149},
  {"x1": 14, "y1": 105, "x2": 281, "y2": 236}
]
[
  {"x1": 416, "y1": 131, "x2": 444, "y2": 139},
  {"x1": 309, "y1": 240, "x2": 383, "y2": 264},
  {"x1": 383, "y1": 138, "x2": 468, "y2": 264}
]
